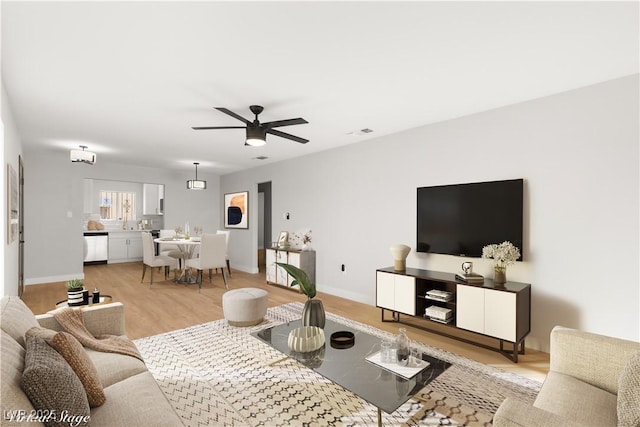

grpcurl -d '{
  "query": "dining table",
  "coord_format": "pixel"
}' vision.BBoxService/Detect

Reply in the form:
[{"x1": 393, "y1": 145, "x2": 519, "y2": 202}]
[{"x1": 154, "y1": 236, "x2": 201, "y2": 283}]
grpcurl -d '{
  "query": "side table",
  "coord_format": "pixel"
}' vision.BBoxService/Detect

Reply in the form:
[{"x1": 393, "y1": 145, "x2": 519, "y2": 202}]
[{"x1": 55, "y1": 295, "x2": 113, "y2": 309}]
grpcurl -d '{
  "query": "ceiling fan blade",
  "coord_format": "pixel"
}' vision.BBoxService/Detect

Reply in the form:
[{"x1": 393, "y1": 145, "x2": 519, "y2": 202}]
[
  {"x1": 267, "y1": 128, "x2": 309, "y2": 144},
  {"x1": 215, "y1": 107, "x2": 251, "y2": 124},
  {"x1": 192, "y1": 126, "x2": 245, "y2": 130},
  {"x1": 262, "y1": 118, "x2": 308, "y2": 128}
]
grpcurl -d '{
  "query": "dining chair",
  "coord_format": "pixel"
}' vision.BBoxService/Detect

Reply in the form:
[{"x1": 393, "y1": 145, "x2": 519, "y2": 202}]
[
  {"x1": 141, "y1": 232, "x2": 177, "y2": 285},
  {"x1": 185, "y1": 233, "x2": 228, "y2": 292},
  {"x1": 159, "y1": 228, "x2": 186, "y2": 269},
  {"x1": 216, "y1": 230, "x2": 231, "y2": 276}
]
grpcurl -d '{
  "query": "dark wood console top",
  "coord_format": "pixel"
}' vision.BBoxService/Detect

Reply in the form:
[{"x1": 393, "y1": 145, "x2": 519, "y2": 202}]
[{"x1": 376, "y1": 266, "x2": 530, "y2": 293}]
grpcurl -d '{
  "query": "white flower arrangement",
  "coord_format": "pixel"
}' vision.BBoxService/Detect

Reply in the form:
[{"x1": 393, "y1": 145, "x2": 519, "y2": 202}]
[
  {"x1": 482, "y1": 241, "x2": 521, "y2": 272},
  {"x1": 289, "y1": 229, "x2": 312, "y2": 250}
]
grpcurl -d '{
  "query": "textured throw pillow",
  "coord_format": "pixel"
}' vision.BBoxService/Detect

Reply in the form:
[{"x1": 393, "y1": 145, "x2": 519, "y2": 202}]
[
  {"x1": 21, "y1": 335, "x2": 90, "y2": 427},
  {"x1": 25, "y1": 326, "x2": 57, "y2": 343},
  {"x1": 50, "y1": 331, "x2": 106, "y2": 407},
  {"x1": 618, "y1": 349, "x2": 640, "y2": 427}
]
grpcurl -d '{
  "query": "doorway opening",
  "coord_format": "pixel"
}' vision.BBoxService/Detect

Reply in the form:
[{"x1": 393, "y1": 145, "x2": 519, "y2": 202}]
[{"x1": 257, "y1": 182, "x2": 272, "y2": 272}]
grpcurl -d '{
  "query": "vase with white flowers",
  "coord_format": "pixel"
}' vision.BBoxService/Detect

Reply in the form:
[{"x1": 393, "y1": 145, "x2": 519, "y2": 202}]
[{"x1": 482, "y1": 241, "x2": 521, "y2": 284}]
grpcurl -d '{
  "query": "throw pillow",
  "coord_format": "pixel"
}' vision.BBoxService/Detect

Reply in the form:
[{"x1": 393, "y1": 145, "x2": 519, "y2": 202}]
[
  {"x1": 21, "y1": 335, "x2": 90, "y2": 427},
  {"x1": 25, "y1": 326, "x2": 56, "y2": 343},
  {"x1": 618, "y1": 349, "x2": 640, "y2": 427},
  {"x1": 50, "y1": 331, "x2": 106, "y2": 408}
]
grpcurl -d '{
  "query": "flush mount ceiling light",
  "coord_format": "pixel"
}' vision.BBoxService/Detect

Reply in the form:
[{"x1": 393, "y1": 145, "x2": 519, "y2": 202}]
[
  {"x1": 70, "y1": 145, "x2": 96, "y2": 165},
  {"x1": 186, "y1": 162, "x2": 207, "y2": 190}
]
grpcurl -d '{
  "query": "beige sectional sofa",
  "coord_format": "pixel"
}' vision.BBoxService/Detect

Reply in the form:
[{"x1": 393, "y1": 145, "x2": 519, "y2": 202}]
[
  {"x1": 494, "y1": 326, "x2": 640, "y2": 427},
  {"x1": 1, "y1": 296, "x2": 183, "y2": 427}
]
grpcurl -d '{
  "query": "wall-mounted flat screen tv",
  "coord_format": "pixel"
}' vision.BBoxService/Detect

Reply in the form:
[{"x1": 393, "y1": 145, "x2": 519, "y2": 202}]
[{"x1": 416, "y1": 179, "x2": 524, "y2": 259}]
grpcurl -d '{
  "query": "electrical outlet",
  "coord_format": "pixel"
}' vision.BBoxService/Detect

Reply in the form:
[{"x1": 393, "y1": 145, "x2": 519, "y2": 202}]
[{"x1": 341, "y1": 264, "x2": 345, "y2": 272}]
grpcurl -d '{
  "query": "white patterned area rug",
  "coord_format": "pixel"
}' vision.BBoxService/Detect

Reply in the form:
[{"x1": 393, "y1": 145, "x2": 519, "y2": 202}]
[{"x1": 135, "y1": 303, "x2": 541, "y2": 426}]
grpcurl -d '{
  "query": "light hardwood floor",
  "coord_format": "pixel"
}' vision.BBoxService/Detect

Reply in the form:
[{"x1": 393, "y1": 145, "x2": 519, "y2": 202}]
[{"x1": 21, "y1": 262, "x2": 549, "y2": 382}]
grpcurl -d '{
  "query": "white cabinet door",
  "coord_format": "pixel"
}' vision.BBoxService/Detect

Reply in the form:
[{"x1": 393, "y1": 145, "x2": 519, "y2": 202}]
[
  {"x1": 375, "y1": 272, "x2": 415, "y2": 315},
  {"x1": 275, "y1": 250, "x2": 289, "y2": 286},
  {"x1": 376, "y1": 272, "x2": 395, "y2": 311},
  {"x1": 265, "y1": 249, "x2": 277, "y2": 283},
  {"x1": 394, "y1": 275, "x2": 416, "y2": 315},
  {"x1": 484, "y1": 290, "x2": 516, "y2": 341},
  {"x1": 128, "y1": 235, "x2": 143, "y2": 260},
  {"x1": 143, "y1": 184, "x2": 160, "y2": 215},
  {"x1": 287, "y1": 252, "x2": 301, "y2": 287},
  {"x1": 108, "y1": 235, "x2": 128, "y2": 262},
  {"x1": 456, "y1": 284, "x2": 485, "y2": 334}
]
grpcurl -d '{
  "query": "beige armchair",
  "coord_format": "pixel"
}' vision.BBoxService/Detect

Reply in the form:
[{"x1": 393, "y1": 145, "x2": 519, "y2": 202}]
[{"x1": 494, "y1": 326, "x2": 640, "y2": 427}]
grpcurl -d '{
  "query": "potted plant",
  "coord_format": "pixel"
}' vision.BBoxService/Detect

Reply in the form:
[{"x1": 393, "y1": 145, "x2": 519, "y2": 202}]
[
  {"x1": 276, "y1": 262, "x2": 325, "y2": 328},
  {"x1": 482, "y1": 241, "x2": 521, "y2": 284},
  {"x1": 66, "y1": 278, "x2": 85, "y2": 306}
]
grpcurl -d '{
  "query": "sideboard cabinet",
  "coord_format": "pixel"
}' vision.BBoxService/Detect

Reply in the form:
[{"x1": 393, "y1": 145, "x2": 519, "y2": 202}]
[
  {"x1": 266, "y1": 248, "x2": 316, "y2": 288},
  {"x1": 376, "y1": 266, "x2": 531, "y2": 362}
]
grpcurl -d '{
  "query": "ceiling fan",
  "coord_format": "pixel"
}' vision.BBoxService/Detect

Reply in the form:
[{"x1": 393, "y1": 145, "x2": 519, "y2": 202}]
[{"x1": 192, "y1": 105, "x2": 308, "y2": 146}]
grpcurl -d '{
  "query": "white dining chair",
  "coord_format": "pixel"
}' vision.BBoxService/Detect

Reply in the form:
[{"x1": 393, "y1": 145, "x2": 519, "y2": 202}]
[
  {"x1": 216, "y1": 230, "x2": 231, "y2": 276},
  {"x1": 185, "y1": 233, "x2": 228, "y2": 292},
  {"x1": 159, "y1": 228, "x2": 187, "y2": 268},
  {"x1": 141, "y1": 232, "x2": 177, "y2": 285}
]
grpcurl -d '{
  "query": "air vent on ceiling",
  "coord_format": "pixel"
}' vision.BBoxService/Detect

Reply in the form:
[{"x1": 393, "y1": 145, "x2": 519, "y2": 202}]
[{"x1": 347, "y1": 128, "x2": 374, "y2": 136}]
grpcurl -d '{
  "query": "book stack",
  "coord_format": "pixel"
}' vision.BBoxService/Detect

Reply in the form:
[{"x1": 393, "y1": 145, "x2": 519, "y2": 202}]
[
  {"x1": 425, "y1": 289, "x2": 454, "y2": 302},
  {"x1": 455, "y1": 272, "x2": 484, "y2": 284}
]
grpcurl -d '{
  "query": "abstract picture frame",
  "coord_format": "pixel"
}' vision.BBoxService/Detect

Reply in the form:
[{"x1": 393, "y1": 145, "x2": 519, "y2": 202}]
[{"x1": 224, "y1": 191, "x2": 249, "y2": 229}]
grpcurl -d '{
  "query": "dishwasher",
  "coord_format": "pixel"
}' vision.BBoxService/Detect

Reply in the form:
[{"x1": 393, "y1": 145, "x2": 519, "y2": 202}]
[{"x1": 84, "y1": 231, "x2": 109, "y2": 265}]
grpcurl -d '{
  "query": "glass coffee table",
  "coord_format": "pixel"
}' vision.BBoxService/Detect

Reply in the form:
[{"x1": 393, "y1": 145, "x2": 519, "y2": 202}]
[{"x1": 254, "y1": 318, "x2": 451, "y2": 425}]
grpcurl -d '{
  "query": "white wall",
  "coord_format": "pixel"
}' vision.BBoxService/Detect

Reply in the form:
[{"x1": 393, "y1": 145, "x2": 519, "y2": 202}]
[
  {"x1": 221, "y1": 75, "x2": 639, "y2": 351},
  {"x1": 21, "y1": 149, "x2": 221, "y2": 284},
  {"x1": 2, "y1": 82, "x2": 23, "y2": 296}
]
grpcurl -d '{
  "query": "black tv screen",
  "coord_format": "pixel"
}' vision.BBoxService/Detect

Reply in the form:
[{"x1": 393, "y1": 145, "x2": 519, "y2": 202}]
[{"x1": 416, "y1": 179, "x2": 524, "y2": 259}]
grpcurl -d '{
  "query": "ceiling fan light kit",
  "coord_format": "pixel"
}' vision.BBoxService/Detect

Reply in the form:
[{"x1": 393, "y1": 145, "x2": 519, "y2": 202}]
[
  {"x1": 193, "y1": 104, "x2": 309, "y2": 145},
  {"x1": 70, "y1": 145, "x2": 96, "y2": 165},
  {"x1": 245, "y1": 125, "x2": 267, "y2": 146},
  {"x1": 187, "y1": 162, "x2": 207, "y2": 190}
]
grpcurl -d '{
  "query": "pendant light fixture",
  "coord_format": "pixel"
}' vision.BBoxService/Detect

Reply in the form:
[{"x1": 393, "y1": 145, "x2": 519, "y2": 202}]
[
  {"x1": 186, "y1": 162, "x2": 207, "y2": 190},
  {"x1": 70, "y1": 145, "x2": 96, "y2": 165}
]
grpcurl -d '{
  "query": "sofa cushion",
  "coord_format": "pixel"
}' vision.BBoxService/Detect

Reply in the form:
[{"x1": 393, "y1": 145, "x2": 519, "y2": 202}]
[
  {"x1": 89, "y1": 372, "x2": 183, "y2": 427},
  {"x1": 534, "y1": 371, "x2": 617, "y2": 426},
  {"x1": 618, "y1": 350, "x2": 640, "y2": 427},
  {"x1": 1, "y1": 331, "x2": 38, "y2": 427},
  {"x1": 50, "y1": 331, "x2": 106, "y2": 408},
  {"x1": 1, "y1": 297, "x2": 40, "y2": 348},
  {"x1": 21, "y1": 335, "x2": 90, "y2": 427},
  {"x1": 85, "y1": 347, "x2": 148, "y2": 388}
]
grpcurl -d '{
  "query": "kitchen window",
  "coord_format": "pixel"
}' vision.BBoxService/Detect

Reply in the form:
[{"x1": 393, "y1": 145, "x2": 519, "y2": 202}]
[{"x1": 99, "y1": 191, "x2": 137, "y2": 221}]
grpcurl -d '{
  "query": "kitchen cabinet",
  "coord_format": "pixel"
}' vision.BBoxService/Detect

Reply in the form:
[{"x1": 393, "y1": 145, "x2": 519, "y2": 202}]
[
  {"x1": 266, "y1": 248, "x2": 315, "y2": 288},
  {"x1": 108, "y1": 232, "x2": 143, "y2": 263},
  {"x1": 143, "y1": 184, "x2": 164, "y2": 215}
]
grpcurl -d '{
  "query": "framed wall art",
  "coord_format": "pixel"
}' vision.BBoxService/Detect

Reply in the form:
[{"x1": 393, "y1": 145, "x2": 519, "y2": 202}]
[{"x1": 224, "y1": 191, "x2": 248, "y2": 229}]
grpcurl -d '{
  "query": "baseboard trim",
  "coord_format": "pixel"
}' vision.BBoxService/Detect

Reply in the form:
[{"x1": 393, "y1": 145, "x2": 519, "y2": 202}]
[{"x1": 25, "y1": 273, "x2": 85, "y2": 286}]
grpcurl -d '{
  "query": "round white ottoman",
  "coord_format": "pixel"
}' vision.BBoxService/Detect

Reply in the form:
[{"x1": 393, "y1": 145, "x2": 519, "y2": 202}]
[{"x1": 222, "y1": 288, "x2": 268, "y2": 327}]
